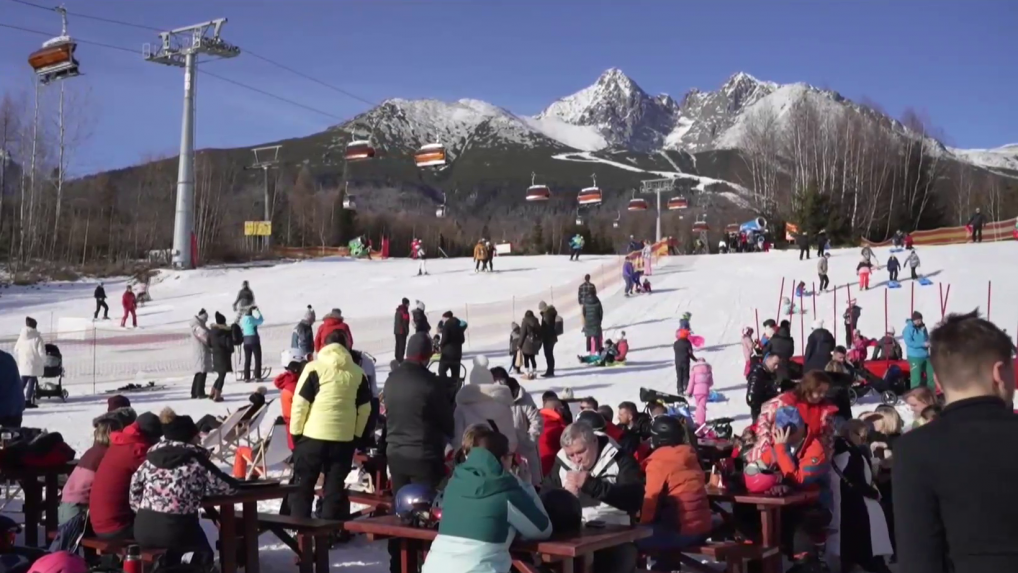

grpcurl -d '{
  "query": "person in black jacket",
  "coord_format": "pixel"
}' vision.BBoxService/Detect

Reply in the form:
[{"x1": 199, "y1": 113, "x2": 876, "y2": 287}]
[
  {"x1": 746, "y1": 354, "x2": 780, "y2": 422},
  {"x1": 816, "y1": 230, "x2": 828, "y2": 257},
  {"x1": 411, "y1": 300, "x2": 430, "y2": 334},
  {"x1": 519, "y1": 310, "x2": 542, "y2": 378},
  {"x1": 844, "y1": 301, "x2": 862, "y2": 347},
  {"x1": 967, "y1": 208, "x2": 986, "y2": 242},
  {"x1": 538, "y1": 301, "x2": 558, "y2": 378},
  {"x1": 803, "y1": 319, "x2": 836, "y2": 373},
  {"x1": 578, "y1": 274, "x2": 597, "y2": 305},
  {"x1": 438, "y1": 311, "x2": 465, "y2": 381},
  {"x1": 673, "y1": 330, "x2": 696, "y2": 394},
  {"x1": 393, "y1": 298, "x2": 410, "y2": 363},
  {"x1": 797, "y1": 232, "x2": 811, "y2": 260},
  {"x1": 208, "y1": 312, "x2": 234, "y2": 403},
  {"x1": 764, "y1": 321, "x2": 795, "y2": 388},
  {"x1": 892, "y1": 311, "x2": 1018, "y2": 573},
  {"x1": 93, "y1": 282, "x2": 109, "y2": 320},
  {"x1": 383, "y1": 332, "x2": 455, "y2": 573}
]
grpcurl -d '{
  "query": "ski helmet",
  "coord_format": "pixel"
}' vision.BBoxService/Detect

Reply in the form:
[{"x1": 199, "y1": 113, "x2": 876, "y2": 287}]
[
  {"x1": 28, "y1": 552, "x2": 89, "y2": 573},
  {"x1": 650, "y1": 415, "x2": 685, "y2": 449},
  {"x1": 281, "y1": 348, "x2": 305, "y2": 368},
  {"x1": 394, "y1": 484, "x2": 437, "y2": 528},
  {"x1": 744, "y1": 462, "x2": 780, "y2": 494}
]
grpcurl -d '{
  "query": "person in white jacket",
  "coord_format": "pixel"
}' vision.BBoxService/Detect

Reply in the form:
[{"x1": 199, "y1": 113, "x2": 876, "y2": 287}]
[
  {"x1": 455, "y1": 355, "x2": 518, "y2": 454},
  {"x1": 490, "y1": 366, "x2": 543, "y2": 486},
  {"x1": 14, "y1": 317, "x2": 46, "y2": 407}
]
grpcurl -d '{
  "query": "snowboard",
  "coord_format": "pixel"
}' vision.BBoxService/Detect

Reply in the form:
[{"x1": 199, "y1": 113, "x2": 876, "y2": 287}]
[
  {"x1": 918, "y1": 277, "x2": 933, "y2": 286},
  {"x1": 887, "y1": 280, "x2": 902, "y2": 289},
  {"x1": 689, "y1": 335, "x2": 705, "y2": 348}
]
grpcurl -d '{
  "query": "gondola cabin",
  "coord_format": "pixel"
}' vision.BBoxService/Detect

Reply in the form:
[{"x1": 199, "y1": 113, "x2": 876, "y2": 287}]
[
  {"x1": 28, "y1": 36, "x2": 80, "y2": 84},
  {"x1": 343, "y1": 196, "x2": 357, "y2": 211},
  {"x1": 627, "y1": 198, "x2": 649, "y2": 212},
  {"x1": 526, "y1": 185, "x2": 551, "y2": 202},
  {"x1": 415, "y1": 143, "x2": 447, "y2": 168},
  {"x1": 577, "y1": 187, "x2": 602, "y2": 206},
  {"x1": 344, "y1": 140, "x2": 375, "y2": 162},
  {"x1": 575, "y1": 216, "x2": 584, "y2": 226},
  {"x1": 667, "y1": 196, "x2": 689, "y2": 210},
  {"x1": 692, "y1": 220, "x2": 710, "y2": 233}
]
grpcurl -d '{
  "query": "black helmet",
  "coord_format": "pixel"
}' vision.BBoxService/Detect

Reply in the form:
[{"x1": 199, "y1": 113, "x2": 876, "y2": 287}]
[{"x1": 650, "y1": 415, "x2": 685, "y2": 449}]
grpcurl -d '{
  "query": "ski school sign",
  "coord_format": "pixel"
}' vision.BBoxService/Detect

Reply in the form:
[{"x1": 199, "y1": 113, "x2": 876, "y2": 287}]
[{"x1": 861, "y1": 217, "x2": 1017, "y2": 247}]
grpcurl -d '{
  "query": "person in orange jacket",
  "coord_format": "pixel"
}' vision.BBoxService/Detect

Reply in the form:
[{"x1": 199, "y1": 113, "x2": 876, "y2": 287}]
[
  {"x1": 638, "y1": 415, "x2": 713, "y2": 570},
  {"x1": 314, "y1": 308, "x2": 354, "y2": 352},
  {"x1": 537, "y1": 397, "x2": 567, "y2": 476},
  {"x1": 121, "y1": 285, "x2": 137, "y2": 328},
  {"x1": 273, "y1": 349, "x2": 307, "y2": 450}
]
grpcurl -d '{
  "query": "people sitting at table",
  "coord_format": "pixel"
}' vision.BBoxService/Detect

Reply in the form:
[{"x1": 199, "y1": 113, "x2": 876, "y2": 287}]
[
  {"x1": 637, "y1": 415, "x2": 713, "y2": 571},
  {"x1": 422, "y1": 432, "x2": 551, "y2": 573},
  {"x1": 130, "y1": 409, "x2": 238, "y2": 556},
  {"x1": 746, "y1": 353, "x2": 780, "y2": 422},
  {"x1": 89, "y1": 412, "x2": 162, "y2": 540},
  {"x1": 543, "y1": 422, "x2": 644, "y2": 573},
  {"x1": 58, "y1": 406, "x2": 137, "y2": 525},
  {"x1": 748, "y1": 371, "x2": 838, "y2": 466}
]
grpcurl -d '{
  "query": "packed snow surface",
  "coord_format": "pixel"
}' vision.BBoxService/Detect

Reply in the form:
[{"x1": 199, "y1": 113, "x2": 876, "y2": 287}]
[{"x1": 7, "y1": 241, "x2": 1017, "y2": 571}]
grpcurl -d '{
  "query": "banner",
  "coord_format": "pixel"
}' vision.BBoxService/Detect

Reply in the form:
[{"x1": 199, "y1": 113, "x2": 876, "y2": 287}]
[
  {"x1": 861, "y1": 217, "x2": 1017, "y2": 247},
  {"x1": 244, "y1": 221, "x2": 272, "y2": 237},
  {"x1": 785, "y1": 222, "x2": 799, "y2": 242}
]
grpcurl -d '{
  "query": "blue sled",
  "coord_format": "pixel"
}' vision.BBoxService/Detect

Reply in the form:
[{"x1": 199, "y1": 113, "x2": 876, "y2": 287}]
[
  {"x1": 887, "y1": 281, "x2": 902, "y2": 289},
  {"x1": 918, "y1": 277, "x2": 933, "y2": 286},
  {"x1": 890, "y1": 248, "x2": 904, "y2": 253}
]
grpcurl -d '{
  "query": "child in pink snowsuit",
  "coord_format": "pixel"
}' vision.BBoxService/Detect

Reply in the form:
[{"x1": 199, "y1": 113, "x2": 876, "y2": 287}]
[{"x1": 688, "y1": 358, "x2": 714, "y2": 427}]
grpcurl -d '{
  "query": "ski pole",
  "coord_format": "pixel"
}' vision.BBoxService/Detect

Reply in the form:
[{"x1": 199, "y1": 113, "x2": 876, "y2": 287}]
[
  {"x1": 987, "y1": 281, "x2": 992, "y2": 320},
  {"x1": 775, "y1": 277, "x2": 785, "y2": 322},
  {"x1": 884, "y1": 287, "x2": 888, "y2": 336},
  {"x1": 910, "y1": 282, "x2": 915, "y2": 315}
]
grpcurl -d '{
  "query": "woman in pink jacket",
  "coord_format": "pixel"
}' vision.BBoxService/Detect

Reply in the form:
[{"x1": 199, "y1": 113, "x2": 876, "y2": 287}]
[{"x1": 687, "y1": 358, "x2": 714, "y2": 427}]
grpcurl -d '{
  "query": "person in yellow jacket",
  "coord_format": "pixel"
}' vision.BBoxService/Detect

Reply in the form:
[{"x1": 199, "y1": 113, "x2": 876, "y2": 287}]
[
  {"x1": 473, "y1": 240, "x2": 489, "y2": 273},
  {"x1": 288, "y1": 328, "x2": 371, "y2": 521}
]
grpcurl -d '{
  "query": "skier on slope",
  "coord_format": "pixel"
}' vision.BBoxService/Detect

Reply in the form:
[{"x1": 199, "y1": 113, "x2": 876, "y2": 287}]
[
  {"x1": 569, "y1": 234, "x2": 584, "y2": 261},
  {"x1": 485, "y1": 239, "x2": 495, "y2": 272},
  {"x1": 967, "y1": 208, "x2": 986, "y2": 243},
  {"x1": 233, "y1": 280, "x2": 255, "y2": 323},
  {"x1": 415, "y1": 241, "x2": 429, "y2": 276},
  {"x1": 93, "y1": 282, "x2": 109, "y2": 320},
  {"x1": 905, "y1": 249, "x2": 921, "y2": 281},
  {"x1": 121, "y1": 285, "x2": 138, "y2": 328},
  {"x1": 817, "y1": 252, "x2": 831, "y2": 292},
  {"x1": 886, "y1": 253, "x2": 901, "y2": 283}
]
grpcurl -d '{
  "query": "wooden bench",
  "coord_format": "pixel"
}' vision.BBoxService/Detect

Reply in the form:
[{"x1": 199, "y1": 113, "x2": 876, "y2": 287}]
[
  {"x1": 643, "y1": 540, "x2": 762, "y2": 573},
  {"x1": 348, "y1": 490, "x2": 392, "y2": 517},
  {"x1": 78, "y1": 537, "x2": 165, "y2": 571},
  {"x1": 241, "y1": 512, "x2": 346, "y2": 573}
]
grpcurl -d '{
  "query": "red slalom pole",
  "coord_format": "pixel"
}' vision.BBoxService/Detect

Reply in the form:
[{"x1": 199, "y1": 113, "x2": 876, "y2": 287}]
[
  {"x1": 755, "y1": 308, "x2": 760, "y2": 340},
  {"x1": 884, "y1": 287, "x2": 888, "y2": 335},
  {"x1": 799, "y1": 291, "x2": 805, "y2": 354},
  {"x1": 987, "y1": 281, "x2": 992, "y2": 320},
  {"x1": 775, "y1": 277, "x2": 786, "y2": 322}
]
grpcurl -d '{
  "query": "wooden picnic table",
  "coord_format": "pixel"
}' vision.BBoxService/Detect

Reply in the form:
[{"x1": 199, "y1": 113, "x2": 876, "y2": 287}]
[
  {"x1": 203, "y1": 483, "x2": 298, "y2": 573},
  {"x1": 1, "y1": 460, "x2": 77, "y2": 547},
  {"x1": 707, "y1": 487, "x2": 820, "y2": 573},
  {"x1": 344, "y1": 514, "x2": 650, "y2": 573}
]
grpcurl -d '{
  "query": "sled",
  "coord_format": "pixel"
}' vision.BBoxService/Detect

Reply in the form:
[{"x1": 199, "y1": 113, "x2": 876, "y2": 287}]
[
  {"x1": 707, "y1": 390, "x2": 727, "y2": 403},
  {"x1": 689, "y1": 335, "x2": 705, "y2": 348},
  {"x1": 889, "y1": 248, "x2": 904, "y2": 253},
  {"x1": 918, "y1": 277, "x2": 933, "y2": 286},
  {"x1": 887, "y1": 280, "x2": 902, "y2": 289}
]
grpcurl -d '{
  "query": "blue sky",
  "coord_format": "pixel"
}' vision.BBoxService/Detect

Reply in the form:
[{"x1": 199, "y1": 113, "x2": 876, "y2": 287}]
[{"x1": 2, "y1": 0, "x2": 1014, "y2": 174}]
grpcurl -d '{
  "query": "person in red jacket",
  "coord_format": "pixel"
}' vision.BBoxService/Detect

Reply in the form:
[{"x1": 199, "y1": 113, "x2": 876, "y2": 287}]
[
  {"x1": 538, "y1": 398, "x2": 567, "y2": 476},
  {"x1": 89, "y1": 412, "x2": 162, "y2": 539},
  {"x1": 121, "y1": 285, "x2": 137, "y2": 328},
  {"x1": 314, "y1": 308, "x2": 353, "y2": 353},
  {"x1": 273, "y1": 350, "x2": 306, "y2": 450}
]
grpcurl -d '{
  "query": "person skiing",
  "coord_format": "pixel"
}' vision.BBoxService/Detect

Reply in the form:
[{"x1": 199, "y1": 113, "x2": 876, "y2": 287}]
[
  {"x1": 569, "y1": 234, "x2": 584, "y2": 261},
  {"x1": 121, "y1": 285, "x2": 137, "y2": 328},
  {"x1": 93, "y1": 282, "x2": 109, "y2": 320},
  {"x1": 797, "y1": 231, "x2": 811, "y2": 260},
  {"x1": 415, "y1": 241, "x2": 429, "y2": 276},
  {"x1": 673, "y1": 329, "x2": 696, "y2": 395},
  {"x1": 14, "y1": 317, "x2": 45, "y2": 409},
  {"x1": 473, "y1": 240, "x2": 487, "y2": 273},
  {"x1": 967, "y1": 208, "x2": 986, "y2": 243},
  {"x1": 857, "y1": 260, "x2": 873, "y2": 290},
  {"x1": 233, "y1": 281, "x2": 255, "y2": 322},
  {"x1": 818, "y1": 252, "x2": 831, "y2": 292},
  {"x1": 622, "y1": 258, "x2": 638, "y2": 297},
  {"x1": 886, "y1": 253, "x2": 901, "y2": 283},
  {"x1": 291, "y1": 306, "x2": 316, "y2": 359},
  {"x1": 393, "y1": 298, "x2": 410, "y2": 363},
  {"x1": 905, "y1": 249, "x2": 921, "y2": 281}
]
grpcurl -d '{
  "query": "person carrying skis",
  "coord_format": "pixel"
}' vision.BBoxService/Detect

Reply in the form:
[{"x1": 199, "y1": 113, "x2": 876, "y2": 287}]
[
  {"x1": 967, "y1": 208, "x2": 986, "y2": 243},
  {"x1": 886, "y1": 253, "x2": 901, "y2": 283},
  {"x1": 673, "y1": 329, "x2": 697, "y2": 395},
  {"x1": 818, "y1": 253, "x2": 831, "y2": 291},
  {"x1": 94, "y1": 282, "x2": 109, "y2": 320},
  {"x1": 121, "y1": 286, "x2": 137, "y2": 328},
  {"x1": 473, "y1": 240, "x2": 487, "y2": 273},
  {"x1": 905, "y1": 250, "x2": 921, "y2": 281}
]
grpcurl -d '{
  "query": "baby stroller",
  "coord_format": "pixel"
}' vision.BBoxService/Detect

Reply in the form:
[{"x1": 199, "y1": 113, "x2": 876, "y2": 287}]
[
  {"x1": 845, "y1": 363, "x2": 906, "y2": 406},
  {"x1": 35, "y1": 344, "x2": 68, "y2": 401},
  {"x1": 639, "y1": 387, "x2": 688, "y2": 412}
]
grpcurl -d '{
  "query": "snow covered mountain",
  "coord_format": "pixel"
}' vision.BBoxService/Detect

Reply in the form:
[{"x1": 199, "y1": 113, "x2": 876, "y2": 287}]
[{"x1": 948, "y1": 144, "x2": 1018, "y2": 173}]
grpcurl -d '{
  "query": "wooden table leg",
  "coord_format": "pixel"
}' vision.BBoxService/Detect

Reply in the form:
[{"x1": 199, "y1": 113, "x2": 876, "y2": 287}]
[
  {"x1": 242, "y1": 501, "x2": 260, "y2": 573},
  {"x1": 22, "y1": 480, "x2": 40, "y2": 547},
  {"x1": 399, "y1": 538, "x2": 419, "y2": 573},
  {"x1": 313, "y1": 534, "x2": 329, "y2": 573},
  {"x1": 297, "y1": 535, "x2": 313, "y2": 573},
  {"x1": 44, "y1": 473, "x2": 58, "y2": 536},
  {"x1": 758, "y1": 506, "x2": 782, "y2": 573},
  {"x1": 219, "y1": 504, "x2": 237, "y2": 573}
]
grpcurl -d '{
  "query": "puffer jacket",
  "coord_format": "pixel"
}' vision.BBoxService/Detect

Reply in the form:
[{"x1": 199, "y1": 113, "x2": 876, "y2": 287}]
[
  {"x1": 906, "y1": 251, "x2": 920, "y2": 269},
  {"x1": 519, "y1": 315, "x2": 542, "y2": 356},
  {"x1": 453, "y1": 383, "x2": 518, "y2": 454},
  {"x1": 747, "y1": 391, "x2": 838, "y2": 466},
  {"x1": 315, "y1": 313, "x2": 354, "y2": 352},
  {"x1": 543, "y1": 435, "x2": 644, "y2": 525},
  {"x1": 472, "y1": 243, "x2": 487, "y2": 262},
  {"x1": 639, "y1": 445, "x2": 712, "y2": 536},
  {"x1": 89, "y1": 423, "x2": 158, "y2": 535},
  {"x1": 188, "y1": 316, "x2": 212, "y2": 374},
  {"x1": 130, "y1": 440, "x2": 236, "y2": 515},
  {"x1": 13, "y1": 326, "x2": 46, "y2": 377},
  {"x1": 291, "y1": 320, "x2": 314, "y2": 357},
  {"x1": 274, "y1": 369, "x2": 300, "y2": 449},
  {"x1": 581, "y1": 298, "x2": 603, "y2": 338},
  {"x1": 688, "y1": 362, "x2": 713, "y2": 397},
  {"x1": 539, "y1": 306, "x2": 558, "y2": 345},
  {"x1": 208, "y1": 324, "x2": 234, "y2": 374},
  {"x1": 903, "y1": 319, "x2": 929, "y2": 359},
  {"x1": 746, "y1": 363, "x2": 778, "y2": 415},
  {"x1": 508, "y1": 384, "x2": 543, "y2": 484},
  {"x1": 538, "y1": 408, "x2": 566, "y2": 476},
  {"x1": 290, "y1": 343, "x2": 371, "y2": 443}
]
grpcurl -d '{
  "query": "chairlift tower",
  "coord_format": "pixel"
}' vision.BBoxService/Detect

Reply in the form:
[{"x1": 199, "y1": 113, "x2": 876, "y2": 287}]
[
  {"x1": 144, "y1": 19, "x2": 240, "y2": 269},
  {"x1": 640, "y1": 177, "x2": 681, "y2": 243},
  {"x1": 247, "y1": 146, "x2": 280, "y2": 249}
]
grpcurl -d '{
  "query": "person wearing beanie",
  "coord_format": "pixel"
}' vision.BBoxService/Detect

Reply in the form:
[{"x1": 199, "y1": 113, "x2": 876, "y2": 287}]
[
  {"x1": 803, "y1": 317, "x2": 836, "y2": 373},
  {"x1": 291, "y1": 306, "x2": 316, "y2": 359},
  {"x1": 14, "y1": 316, "x2": 46, "y2": 408},
  {"x1": 673, "y1": 328, "x2": 696, "y2": 395},
  {"x1": 121, "y1": 285, "x2": 137, "y2": 328},
  {"x1": 189, "y1": 309, "x2": 213, "y2": 399},
  {"x1": 207, "y1": 311, "x2": 234, "y2": 402},
  {"x1": 314, "y1": 308, "x2": 354, "y2": 353},
  {"x1": 93, "y1": 281, "x2": 109, "y2": 320},
  {"x1": 412, "y1": 300, "x2": 430, "y2": 334},
  {"x1": 383, "y1": 331, "x2": 455, "y2": 571},
  {"x1": 468, "y1": 355, "x2": 493, "y2": 386},
  {"x1": 130, "y1": 410, "x2": 237, "y2": 554},
  {"x1": 89, "y1": 412, "x2": 163, "y2": 540},
  {"x1": 393, "y1": 298, "x2": 411, "y2": 363},
  {"x1": 538, "y1": 301, "x2": 559, "y2": 378},
  {"x1": 903, "y1": 311, "x2": 933, "y2": 389},
  {"x1": 873, "y1": 326, "x2": 902, "y2": 361},
  {"x1": 239, "y1": 305, "x2": 265, "y2": 382}
]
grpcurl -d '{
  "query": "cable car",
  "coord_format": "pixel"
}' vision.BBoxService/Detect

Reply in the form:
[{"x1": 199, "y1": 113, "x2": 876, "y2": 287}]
[
  {"x1": 693, "y1": 219, "x2": 710, "y2": 233},
  {"x1": 577, "y1": 173, "x2": 602, "y2": 206},
  {"x1": 525, "y1": 172, "x2": 551, "y2": 202},
  {"x1": 627, "y1": 198, "x2": 648, "y2": 212},
  {"x1": 343, "y1": 195, "x2": 356, "y2": 211},
  {"x1": 415, "y1": 143, "x2": 446, "y2": 168},
  {"x1": 667, "y1": 196, "x2": 689, "y2": 210},
  {"x1": 344, "y1": 140, "x2": 375, "y2": 162},
  {"x1": 28, "y1": 35, "x2": 80, "y2": 85}
]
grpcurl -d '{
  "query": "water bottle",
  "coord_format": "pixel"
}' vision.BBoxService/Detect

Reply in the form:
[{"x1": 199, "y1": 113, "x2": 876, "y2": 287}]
[{"x1": 123, "y1": 544, "x2": 142, "y2": 573}]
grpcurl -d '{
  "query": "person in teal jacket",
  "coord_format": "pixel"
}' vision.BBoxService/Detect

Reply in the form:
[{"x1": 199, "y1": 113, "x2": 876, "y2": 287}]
[
  {"x1": 239, "y1": 307, "x2": 265, "y2": 381},
  {"x1": 422, "y1": 432, "x2": 552, "y2": 573},
  {"x1": 903, "y1": 311, "x2": 933, "y2": 389}
]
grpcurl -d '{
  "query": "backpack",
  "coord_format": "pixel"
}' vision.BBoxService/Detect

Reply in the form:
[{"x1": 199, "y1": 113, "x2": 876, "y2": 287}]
[
  {"x1": 554, "y1": 315, "x2": 564, "y2": 336},
  {"x1": 230, "y1": 323, "x2": 244, "y2": 346}
]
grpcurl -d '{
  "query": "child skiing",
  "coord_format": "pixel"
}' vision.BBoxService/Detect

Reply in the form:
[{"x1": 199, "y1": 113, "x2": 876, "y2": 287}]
[
  {"x1": 687, "y1": 358, "x2": 714, "y2": 427},
  {"x1": 886, "y1": 253, "x2": 901, "y2": 283},
  {"x1": 679, "y1": 312, "x2": 692, "y2": 331},
  {"x1": 905, "y1": 250, "x2": 920, "y2": 281},
  {"x1": 795, "y1": 281, "x2": 807, "y2": 298},
  {"x1": 857, "y1": 260, "x2": 873, "y2": 290}
]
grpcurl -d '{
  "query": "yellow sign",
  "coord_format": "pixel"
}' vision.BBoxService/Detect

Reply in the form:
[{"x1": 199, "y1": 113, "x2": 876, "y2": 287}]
[{"x1": 244, "y1": 221, "x2": 272, "y2": 236}]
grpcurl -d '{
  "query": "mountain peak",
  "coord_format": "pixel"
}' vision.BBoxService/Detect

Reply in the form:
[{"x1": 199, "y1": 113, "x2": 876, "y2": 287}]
[{"x1": 596, "y1": 67, "x2": 638, "y2": 89}]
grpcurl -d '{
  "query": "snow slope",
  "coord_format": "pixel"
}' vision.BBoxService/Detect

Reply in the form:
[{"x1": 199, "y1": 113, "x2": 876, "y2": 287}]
[
  {"x1": 949, "y1": 144, "x2": 1018, "y2": 171},
  {"x1": 6, "y1": 242, "x2": 1017, "y2": 572}
]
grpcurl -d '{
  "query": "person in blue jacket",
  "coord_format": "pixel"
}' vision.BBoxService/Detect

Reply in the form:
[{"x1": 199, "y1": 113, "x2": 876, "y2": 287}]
[
  {"x1": 622, "y1": 259, "x2": 637, "y2": 297},
  {"x1": 240, "y1": 306, "x2": 265, "y2": 381},
  {"x1": 903, "y1": 311, "x2": 933, "y2": 389},
  {"x1": 886, "y1": 254, "x2": 901, "y2": 283},
  {"x1": 0, "y1": 349, "x2": 25, "y2": 427}
]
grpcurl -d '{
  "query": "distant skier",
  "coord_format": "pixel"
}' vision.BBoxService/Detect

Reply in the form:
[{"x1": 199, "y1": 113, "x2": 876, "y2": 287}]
[
  {"x1": 93, "y1": 282, "x2": 109, "y2": 320},
  {"x1": 415, "y1": 241, "x2": 429, "y2": 276},
  {"x1": 818, "y1": 252, "x2": 831, "y2": 292},
  {"x1": 886, "y1": 253, "x2": 901, "y2": 283},
  {"x1": 473, "y1": 240, "x2": 487, "y2": 273},
  {"x1": 816, "y1": 230, "x2": 828, "y2": 257},
  {"x1": 485, "y1": 239, "x2": 495, "y2": 272},
  {"x1": 233, "y1": 280, "x2": 255, "y2": 323},
  {"x1": 121, "y1": 285, "x2": 137, "y2": 328},
  {"x1": 967, "y1": 208, "x2": 986, "y2": 243},
  {"x1": 797, "y1": 231, "x2": 811, "y2": 260},
  {"x1": 905, "y1": 249, "x2": 921, "y2": 281},
  {"x1": 569, "y1": 234, "x2": 584, "y2": 261},
  {"x1": 134, "y1": 279, "x2": 151, "y2": 307}
]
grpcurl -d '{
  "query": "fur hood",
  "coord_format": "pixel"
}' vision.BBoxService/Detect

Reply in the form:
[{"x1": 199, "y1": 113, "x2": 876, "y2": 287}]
[
  {"x1": 456, "y1": 382, "x2": 513, "y2": 407},
  {"x1": 92, "y1": 407, "x2": 138, "y2": 429}
]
